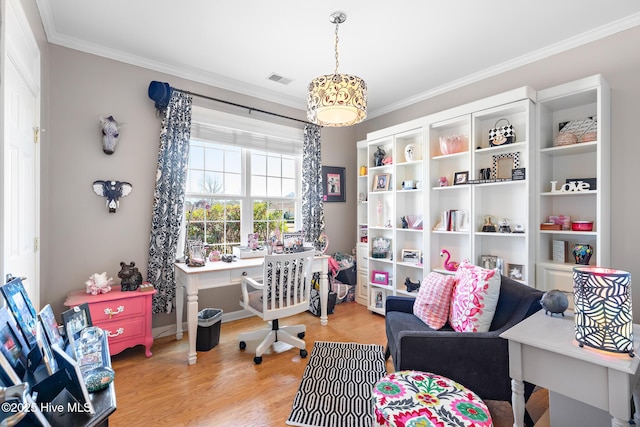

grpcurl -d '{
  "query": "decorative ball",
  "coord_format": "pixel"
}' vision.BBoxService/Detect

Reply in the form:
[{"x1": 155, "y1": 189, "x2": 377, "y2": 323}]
[{"x1": 540, "y1": 290, "x2": 569, "y2": 316}]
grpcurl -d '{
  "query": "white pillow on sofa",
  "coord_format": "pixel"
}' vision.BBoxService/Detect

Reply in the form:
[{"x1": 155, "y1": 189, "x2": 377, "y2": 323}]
[
  {"x1": 412, "y1": 271, "x2": 456, "y2": 330},
  {"x1": 449, "y1": 260, "x2": 501, "y2": 332}
]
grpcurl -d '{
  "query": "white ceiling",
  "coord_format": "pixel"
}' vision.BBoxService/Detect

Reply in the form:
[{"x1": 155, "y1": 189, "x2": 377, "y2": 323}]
[{"x1": 36, "y1": 0, "x2": 640, "y2": 119}]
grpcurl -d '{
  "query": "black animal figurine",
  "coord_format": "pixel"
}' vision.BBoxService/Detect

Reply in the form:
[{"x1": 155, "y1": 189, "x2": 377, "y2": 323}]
[
  {"x1": 118, "y1": 261, "x2": 143, "y2": 291},
  {"x1": 405, "y1": 277, "x2": 421, "y2": 293},
  {"x1": 540, "y1": 289, "x2": 569, "y2": 316}
]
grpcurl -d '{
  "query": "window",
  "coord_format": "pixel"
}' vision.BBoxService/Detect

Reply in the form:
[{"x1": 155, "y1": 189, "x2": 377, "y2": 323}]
[{"x1": 182, "y1": 107, "x2": 303, "y2": 255}]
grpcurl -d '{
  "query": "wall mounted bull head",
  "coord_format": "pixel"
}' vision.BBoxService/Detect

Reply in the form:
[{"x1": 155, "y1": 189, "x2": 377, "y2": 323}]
[
  {"x1": 99, "y1": 115, "x2": 121, "y2": 155},
  {"x1": 93, "y1": 180, "x2": 132, "y2": 213}
]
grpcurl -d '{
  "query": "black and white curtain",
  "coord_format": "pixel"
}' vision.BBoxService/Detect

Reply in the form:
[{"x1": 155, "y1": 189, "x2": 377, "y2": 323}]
[
  {"x1": 147, "y1": 91, "x2": 193, "y2": 314},
  {"x1": 302, "y1": 124, "x2": 325, "y2": 248}
]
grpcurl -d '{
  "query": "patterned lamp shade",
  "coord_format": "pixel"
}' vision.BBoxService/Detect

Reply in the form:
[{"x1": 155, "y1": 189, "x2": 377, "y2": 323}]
[
  {"x1": 307, "y1": 74, "x2": 367, "y2": 127},
  {"x1": 573, "y1": 267, "x2": 633, "y2": 354}
]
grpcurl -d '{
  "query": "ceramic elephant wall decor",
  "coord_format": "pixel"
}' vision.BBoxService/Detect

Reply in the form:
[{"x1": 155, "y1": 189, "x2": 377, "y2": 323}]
[
  {"x1": 99, "y1": 115, "x2": 122, "y2": 155},
  {"x1": 92, "y1": 180, "x2": 132, "y2": 213}
]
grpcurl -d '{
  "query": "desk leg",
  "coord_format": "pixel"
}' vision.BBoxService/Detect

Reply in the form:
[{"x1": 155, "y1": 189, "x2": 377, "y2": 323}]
[
  {"x1": 175, "y1": 281, "x2": 184, "y2": 340},
  {"x1": 187, "y1": 288, "x2": 198, "y2": 365},
  {"x1": 511, "y1": 379, "x2": 525, "y2": 427},
  {"x1": 319, "y1": 267, "x2": 329, "y2": 326}
]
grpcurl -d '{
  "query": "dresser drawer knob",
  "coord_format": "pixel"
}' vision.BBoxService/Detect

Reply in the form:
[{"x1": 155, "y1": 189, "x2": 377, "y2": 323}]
[
  {"x1": 105, "y1": 327, "x2": 124, "y2": 338},
  {"x1": 242, "y1": 271, "x2": 247, "y2": 276},
  {"x1": 104, "y1": 305, "x2": 125, "y2": 318}
]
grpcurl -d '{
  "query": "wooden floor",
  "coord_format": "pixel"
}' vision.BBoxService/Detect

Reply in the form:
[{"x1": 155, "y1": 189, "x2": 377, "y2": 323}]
[{"x1": 110, "y1": 302, "x2": 548, "y2": 426}]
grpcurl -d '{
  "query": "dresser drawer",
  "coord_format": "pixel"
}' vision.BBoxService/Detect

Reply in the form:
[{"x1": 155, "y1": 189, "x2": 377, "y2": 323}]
[
  {"x1": 88, "y1": 296, "x2": 146, "y2": 323},
  {"x1": 96, "y1": 316, "x2": 145, "y2": 344}
]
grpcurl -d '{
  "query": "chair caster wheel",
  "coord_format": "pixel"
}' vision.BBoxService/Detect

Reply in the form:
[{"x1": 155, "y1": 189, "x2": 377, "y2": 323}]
[
  {"x1": 239, "y1": 341, "x2": 246, "y2": 350},
  {"x1": 297, "y1": 332, "x2": 305, "y2": 339},
  {"x1": 254, "y1": 356, "x2": 262, "y2": 364},
  {"x1": 300, "y1": 349, "x2": 308, "y2": 358}
]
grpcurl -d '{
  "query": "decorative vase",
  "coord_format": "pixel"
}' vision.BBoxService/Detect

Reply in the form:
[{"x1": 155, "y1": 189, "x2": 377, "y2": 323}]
[
  {"x1": 572, "y1": 243, "x2": 593, "y2": 265},
  {"x1": 439, "y1": 135, "x2": 464, "y2": 155},
  {"x1": 404, "y1": 144, "x2": 416, "y2": 162}
]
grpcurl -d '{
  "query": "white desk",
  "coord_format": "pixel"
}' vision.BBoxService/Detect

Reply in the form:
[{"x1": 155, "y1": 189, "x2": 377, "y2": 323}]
[
  {"x1": 501, "y1": 310, "x2": 640, "y2": 427},
  {"x1": 174, "y1": 255, "x2": 330, "y2": 365}
]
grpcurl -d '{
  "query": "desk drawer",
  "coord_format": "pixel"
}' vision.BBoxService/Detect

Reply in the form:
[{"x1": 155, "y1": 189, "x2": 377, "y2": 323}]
[
  {"x1": 230, "y1": 266, "x2": 262, "y2": 284},
  {"x1": 88, "y1": 296, "x2": 146, "y2": 322}
]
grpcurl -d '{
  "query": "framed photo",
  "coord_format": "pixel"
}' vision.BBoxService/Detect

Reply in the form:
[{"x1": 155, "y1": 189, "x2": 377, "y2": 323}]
[
  {"x1": 453, "y1": 171, "x2": 469, "y2": 185},
  {"x1": 492, "y1": 152, "x2": 520, "y2": 180},
  {"x1": 0, "y1": 306, "x2": 29, "y2": 379},
  {"x1": 52, "y1": 345, "x2": 95, "y2": 415},
  {"x1": 38, "y1": 304, "x2": 65, "y2": 349},
  {"x1": 371, "y1": 237, "x2": 391, "y2": 258},
  {"x1": 371, "y1": 270, "x2": 389, "y2": 286},
  {"x1": 373, "y1": 173, "x2": 390, "y2": 191},
  {"x1": 0, "y1": 278, "x2": 38, "y2": 348},
  {"x1": 322, "y1": 166, "x2": 346, "y2": 202},
  {"x1": 373, "y1": 290, "x2": 385, "y2": 309},
  {"x1": 61, "y1": 303, "x2": 93, "y2": 359},
  {"x1": 507, "y1": 263, "x2": 525, "y2": 280},
  {"x1": 36, "y1": 321, "x2": 57, "y2": 375},
  {"x1": 480, "y1": 255, "x2": 498, "y2": 270},
  {"x1": 401, "y1": 249, "x2": 421, "y2": 264}
]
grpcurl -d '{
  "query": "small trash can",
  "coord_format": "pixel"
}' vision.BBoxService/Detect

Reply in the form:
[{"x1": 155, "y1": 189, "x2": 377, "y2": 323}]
[{"x1": 196, "y1": 308, "x2": 223, "y2": 351}]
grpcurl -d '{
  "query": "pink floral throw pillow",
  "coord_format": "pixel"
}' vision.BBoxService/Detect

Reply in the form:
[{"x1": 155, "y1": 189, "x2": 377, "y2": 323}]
[
  {"x1": 449, "y1": 260, "x2": 501, "y2": 332},
  {"x1": 412, "y1": 272, "x2": 456, "y2": 330}
]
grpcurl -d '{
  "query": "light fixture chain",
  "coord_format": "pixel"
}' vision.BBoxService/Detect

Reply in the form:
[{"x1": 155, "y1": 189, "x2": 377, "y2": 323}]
[{"x1": 334, "y1": 22, "x2": 340, "y2": 75}]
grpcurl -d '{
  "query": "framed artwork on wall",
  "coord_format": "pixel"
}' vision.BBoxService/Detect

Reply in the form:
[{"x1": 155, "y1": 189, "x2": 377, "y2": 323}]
[{"x1": 322, "y1": 166, "x2": 346, "y2": 202}]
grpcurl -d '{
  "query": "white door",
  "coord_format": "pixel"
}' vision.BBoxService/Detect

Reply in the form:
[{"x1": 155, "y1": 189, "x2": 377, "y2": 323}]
[{"x1": 3, "y1": 0, "x2": 41, "y2": 307}]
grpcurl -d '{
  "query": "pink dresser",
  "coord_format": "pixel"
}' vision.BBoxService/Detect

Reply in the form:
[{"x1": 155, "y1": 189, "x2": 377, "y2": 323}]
[{"x1": 64, "y1": 285, "x2": 156, "y2": 357}]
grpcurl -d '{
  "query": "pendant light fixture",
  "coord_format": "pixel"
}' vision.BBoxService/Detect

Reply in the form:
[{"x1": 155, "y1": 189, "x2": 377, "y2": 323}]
[{"x1": 307, "y1": 12, "x2": 367, "y2": 127}]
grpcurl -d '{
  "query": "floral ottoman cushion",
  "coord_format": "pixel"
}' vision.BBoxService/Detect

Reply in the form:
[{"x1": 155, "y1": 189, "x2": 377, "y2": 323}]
[{"x1": 372, "y1": 370, "x2": 493, "y2": 427}]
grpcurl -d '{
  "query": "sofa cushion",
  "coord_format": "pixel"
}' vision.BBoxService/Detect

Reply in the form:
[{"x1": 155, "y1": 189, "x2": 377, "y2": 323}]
[
  {"x1": 449, "y1": 260, "x2": 501, "y2": 332},
  {"x1": 412, "y1": 272, "x2": 456, "y2": 330}
]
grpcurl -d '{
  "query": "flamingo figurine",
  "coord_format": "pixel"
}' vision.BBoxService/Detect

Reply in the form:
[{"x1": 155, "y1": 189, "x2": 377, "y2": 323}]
[{"x1": 440, "y1": 249, "x2": 459, "y2": 271}]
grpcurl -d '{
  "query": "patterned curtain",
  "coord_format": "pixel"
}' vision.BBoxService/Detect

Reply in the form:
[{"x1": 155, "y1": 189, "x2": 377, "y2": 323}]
[
  {"x1": 302, "y1": 124, "x2": 325, "y2": 248},
  {"x1": 147, "y1": 91, "x2": 193, "y2": 314}
]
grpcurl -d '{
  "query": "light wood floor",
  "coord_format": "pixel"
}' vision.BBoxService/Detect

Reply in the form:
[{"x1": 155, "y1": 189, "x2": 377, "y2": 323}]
[{"x1": 109, "y1": 302, "x2": 548, "y2": 426}]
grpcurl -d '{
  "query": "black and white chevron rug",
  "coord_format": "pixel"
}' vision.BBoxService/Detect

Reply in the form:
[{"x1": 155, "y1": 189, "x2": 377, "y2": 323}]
[{"x1": 286, "y1": 341, "x2": 387, "y2": 427}]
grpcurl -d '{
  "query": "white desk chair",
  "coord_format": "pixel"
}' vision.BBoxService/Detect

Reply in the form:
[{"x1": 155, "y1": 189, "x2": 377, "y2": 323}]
[{"x1": 238, "y1": 249, "x2": 315, "y2": 364}]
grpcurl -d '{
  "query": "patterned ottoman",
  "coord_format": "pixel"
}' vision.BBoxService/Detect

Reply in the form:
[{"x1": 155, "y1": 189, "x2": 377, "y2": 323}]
[{"x1": 372, "y1": 370, "x2": 493, "y2": 427}]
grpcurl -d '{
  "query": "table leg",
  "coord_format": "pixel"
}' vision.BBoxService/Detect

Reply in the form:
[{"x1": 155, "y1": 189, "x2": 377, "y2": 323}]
[
  {"x1": 187, "y1": 289, "x2": 198, "y2": 365},
  {"x1": 175, "y1": 281, "x2": 184, "y2": 340},
  {"x1": 511, "y1": 378, "x2": 525, "y2": 427},
  {"x1": 319, "y1": 267, "x2": 329, "y2": 326}
]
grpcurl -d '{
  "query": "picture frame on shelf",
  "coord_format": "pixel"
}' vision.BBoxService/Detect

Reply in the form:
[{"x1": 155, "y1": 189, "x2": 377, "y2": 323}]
[
  {"x1": 38, "y1": 304, "x2": 65, "y2": 350},
  {"x1": 453, "y1": 171, "x2": 469, "y2": 185},
  {"x1": 373, "y1": 173, "x2": 390, "y2": 191},
  {"x1": 371, "y1": 270, "x2": 389, "y2": 286},
  {"x1": 507, "y1": 264, "x2": 525, "y2": 280},
  {"x1": 322, "y1": 166, "x2": 346, "y2": 202},
  {"x1": 373, "y1": 290, "x2": 385, "y2": 309},
  {"x1": 52, "y1": 345, "x2": 95, "y2": 415},
  {"x1": 492, "y1": 152, "x2": 520, "y2": 180},
  {"x1": 61, "y1": 303, "x2": 93, "y2": 360},
  {"x1": 0, "y1": 277, "x2": 38, "y2": 347},
  {"x1": 480, "y1": 255, "x2": 498, "y2": 270},
  {"x1": 0, "y1": 306, "x2": 30, "y2": 379},
  {"x1": 371, "y1": 237, "x2": 391, "y2": 258},
  {"x1": 36, "y1": 321, "x2": 57, "y2": 375},
  {"x1": 401, "y1": 249, "x2": 421, "y2": 264}
]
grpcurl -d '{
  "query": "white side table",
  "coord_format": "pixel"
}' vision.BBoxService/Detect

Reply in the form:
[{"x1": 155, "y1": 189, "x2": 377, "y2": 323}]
[{"x1": 501, "y1": 310, "x2": 640, "y2": 427}]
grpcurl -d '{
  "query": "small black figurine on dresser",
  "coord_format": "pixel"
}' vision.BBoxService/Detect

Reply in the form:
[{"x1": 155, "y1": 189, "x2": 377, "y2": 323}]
[{"x1": 118, "y1": 261, "x2": 142, "y2": 291}]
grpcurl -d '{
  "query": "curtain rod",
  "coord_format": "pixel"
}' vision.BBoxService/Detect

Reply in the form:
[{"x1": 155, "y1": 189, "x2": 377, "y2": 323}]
[{"x1": 174, "y1": 88, "x2": 314, "y2": 126}]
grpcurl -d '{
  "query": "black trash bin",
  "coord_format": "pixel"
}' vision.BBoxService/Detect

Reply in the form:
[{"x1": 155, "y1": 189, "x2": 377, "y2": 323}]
[{"x1": 196, "y1": 308, "x2": 223, "y2": 351}]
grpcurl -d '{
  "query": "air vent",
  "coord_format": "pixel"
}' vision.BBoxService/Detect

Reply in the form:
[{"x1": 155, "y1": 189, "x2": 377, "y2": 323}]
[{"x1": 267, "y1": 73, "x2": 293, "y2": 85}]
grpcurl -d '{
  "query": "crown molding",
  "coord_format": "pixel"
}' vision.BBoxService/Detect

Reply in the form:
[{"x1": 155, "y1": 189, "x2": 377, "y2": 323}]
[{"x1": 367, "y1": 12, "x2": 640, "y2": 119}]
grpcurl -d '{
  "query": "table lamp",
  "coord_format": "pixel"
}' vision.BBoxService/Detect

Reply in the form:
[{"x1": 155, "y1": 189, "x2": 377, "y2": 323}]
[{"x1": 573, "y1": 266, "x2": 633, "y2": 356}]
